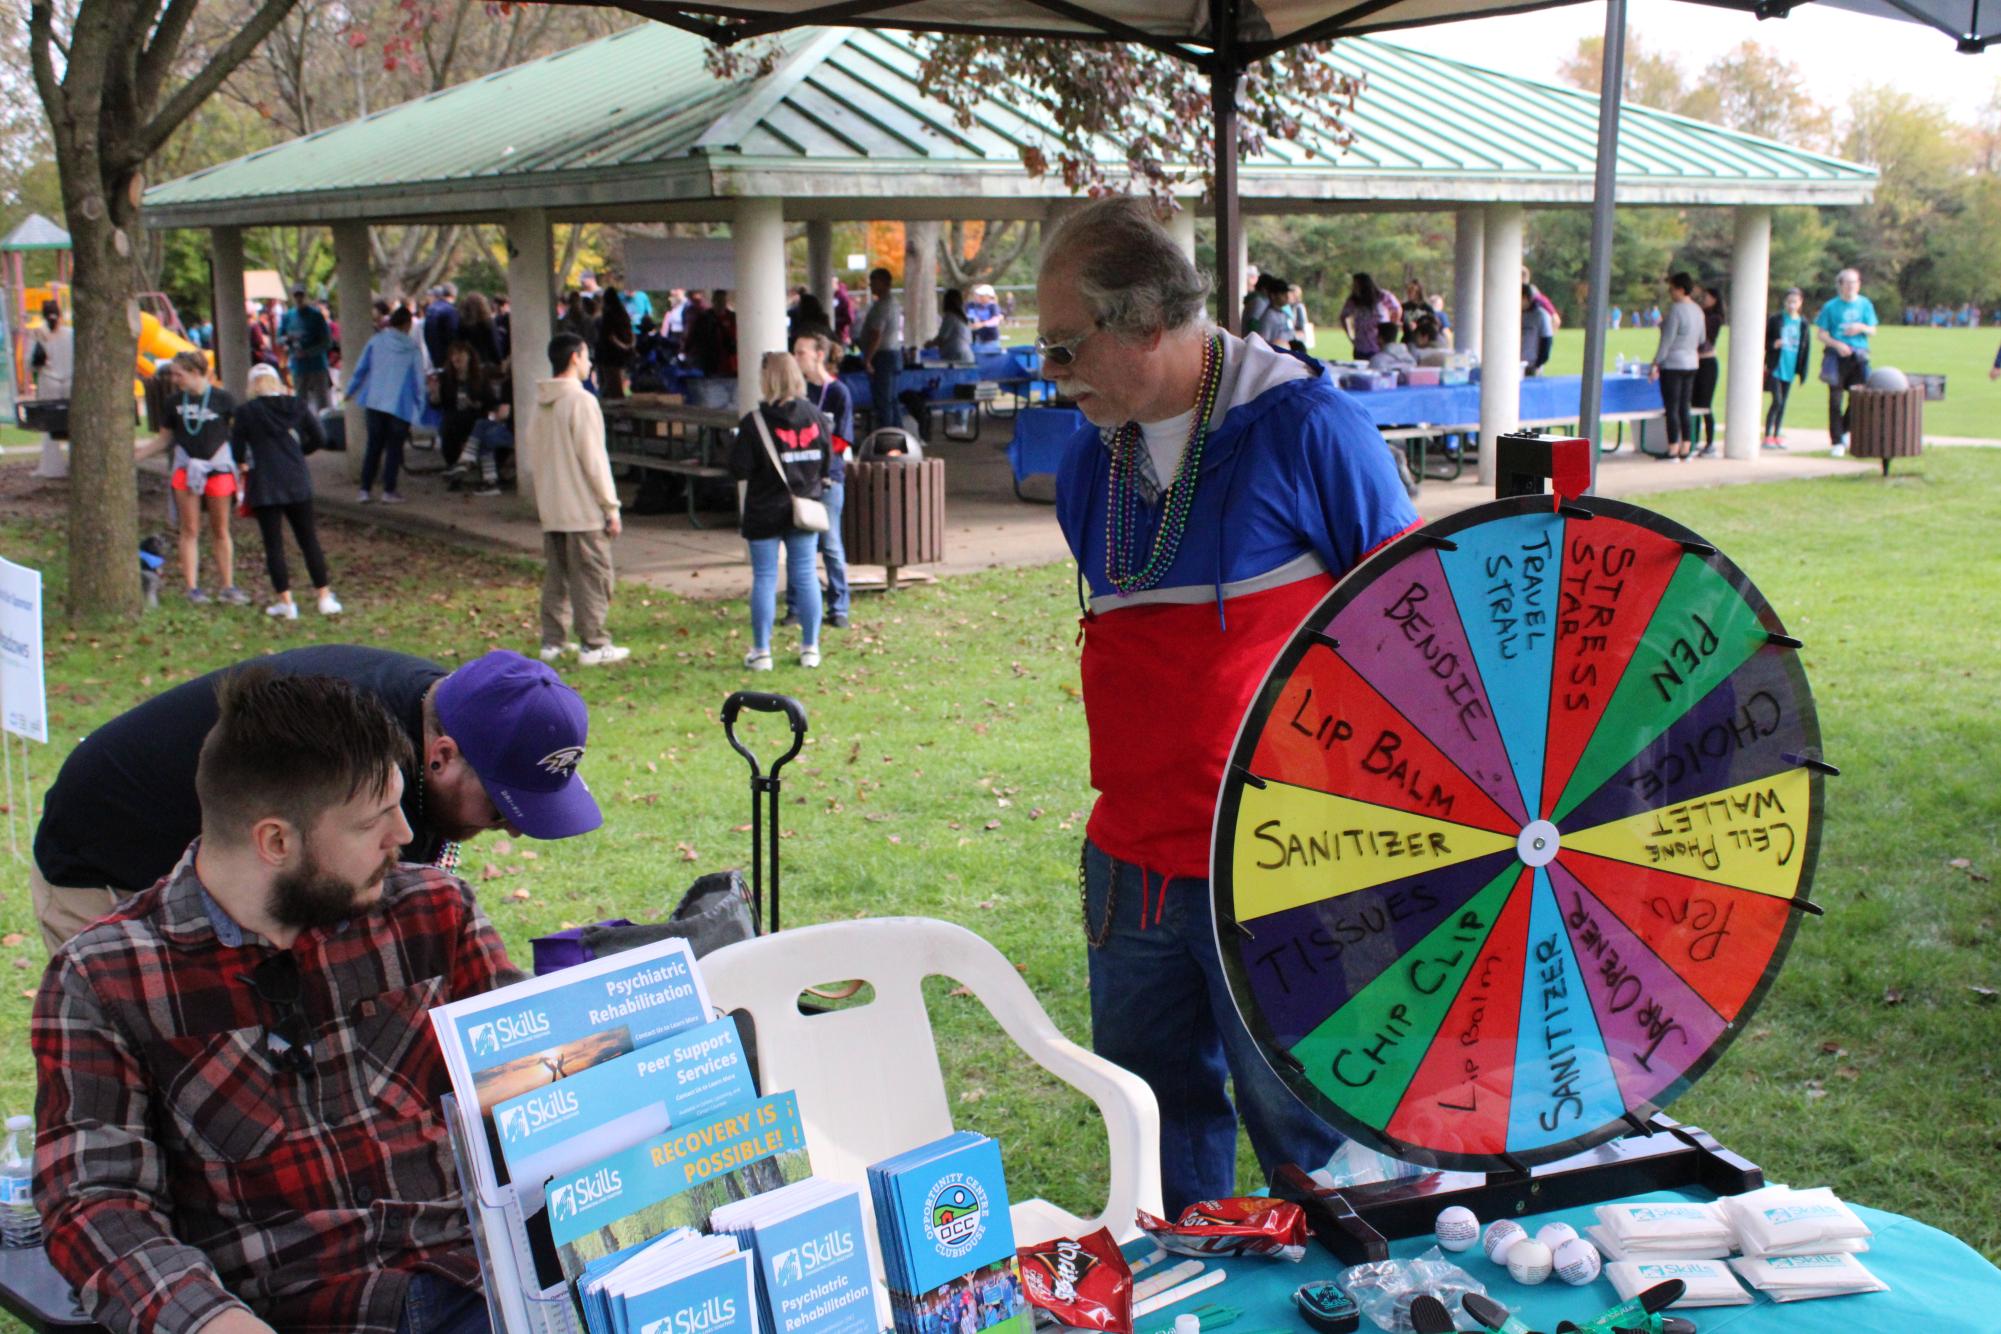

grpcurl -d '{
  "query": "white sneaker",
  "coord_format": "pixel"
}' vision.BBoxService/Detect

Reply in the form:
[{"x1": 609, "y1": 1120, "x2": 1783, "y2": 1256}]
[
  {"x1": 265, "y1": 600, "x2": 299, "y2": 620},
  {"x1": 381, "y1": 492, "x2": 406, "y2": 505},
  {"x1": 743, "y1": 648, "x2": 773, "y2": 672},
  {"x1": 317, "y1": 592, "x2": 343, "y2": 615},
  {"x1": 355, "y1": 489, "x2": 373, "y2": 504},
  {"x1": 799, "y1": 646, "x2": 822, "y2": 669},
  {"x1": 538, "y1": 642, "x2": 579, "y2": 662},
  {"x1": 1830, "y1": 442, "x2": 1848, "y2": 457},
  {"x1": 578, "y1": 644, "x2": 631, "y2": 666}
]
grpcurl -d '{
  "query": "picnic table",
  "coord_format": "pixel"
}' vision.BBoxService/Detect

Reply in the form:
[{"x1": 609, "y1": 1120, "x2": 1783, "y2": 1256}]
[{"x1": 600, "y1": 399, "x2": 740, "y2": 527}]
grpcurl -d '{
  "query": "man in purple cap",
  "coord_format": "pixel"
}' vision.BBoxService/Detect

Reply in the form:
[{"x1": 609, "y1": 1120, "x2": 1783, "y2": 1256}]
[{"x1": 29, "y1": 644, "x2": 600, "y2": 953}]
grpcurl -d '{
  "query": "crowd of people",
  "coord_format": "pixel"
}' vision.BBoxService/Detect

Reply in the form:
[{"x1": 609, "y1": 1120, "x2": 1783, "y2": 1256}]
[{"x1": 1902, "y1": 301, "x2": 1988, "y2": 327}]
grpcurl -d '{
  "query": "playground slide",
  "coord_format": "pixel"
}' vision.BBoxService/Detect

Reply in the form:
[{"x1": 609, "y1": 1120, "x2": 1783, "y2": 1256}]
[{"x1": 136, "y1": 310, "x2": 203, "y2": 376}]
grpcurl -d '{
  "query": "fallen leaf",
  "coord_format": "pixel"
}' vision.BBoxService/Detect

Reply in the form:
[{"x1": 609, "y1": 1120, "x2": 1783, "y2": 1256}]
[
  {"x1": 1804, "y1": 1080, "x2": 1826, "y2": 1100},
  {"x1": 984, "y1": 819, "x2": 1002, "y2": 830},
  {"x1": 492, "y1": 839, "x2": 514, "y2": 856},
  {"x1": 19, "y1": 990, "x2": 33, "y2": 1000},
  {"x1": 0, "y1": 934, "x2": 22, "y2": 948},
  {"x1": 1971, "y1": 986, "x2": 1998, "y2": 1002},
  {"x1": 1013, "y1": 963, "x2": 1028, "y2": 974},
  {"x1": 675, "y1": 841, "x2": 699, "y2": 863},
  {"x1": 976, "y1": 900, "x2": 996, "y2": 911},
  {"x1": 480, "y1": 863, "x2": 503, "y2": 881},
  {"x1": 10, "y1": 959, "x2": 27, "y2": 971},
  {"x1": 948, "y1": 985, "x2": 975, "y2": 998},
  {"x1": 1835, "y1": 1066, "x2": 1861, "y2": 1080},
  {"x1": 1819, "y1": 1041, "x2": 1845, "y2": 1056},
  {"x1": 959, "y1": 1087, "x2": 986, "y2": 1104},
  {"x1": 734, "y1": 824, "x2": 753, "y2": 833},
  {"x1": 1951, "y1": 857, "x2": 1973, "y2": 869},
  {"x1": 1029, "y1": 808, "x2": 1044, "y2": 820},
  {"x1": 508, "y1": 888, "x2": 532, "y2": 901},
  {"x1": 996, "y1": 797, "x2": 1012, "y2": 809},
  {"x1": 1883, "y1": 986, "x2": 1905, "y2": 1005},
  {"x1": 887, "y1": 835, "x2": 902, "y2": 845},
  {"x1": 520, "y1": 849, "x2": 538, "y2": 861},
  {"x1": 645, "y1": 761, "x2": 658, "y2": 774}
]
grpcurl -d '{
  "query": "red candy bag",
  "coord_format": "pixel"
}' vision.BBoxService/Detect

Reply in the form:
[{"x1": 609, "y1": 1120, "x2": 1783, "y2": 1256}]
[
  {"x1": 1017, "y1": 1228, "x2": 1134, "y2": 1333},
  {"x1": 1135, "y1": 1198, "x2": 1309, "y2": 1262}
]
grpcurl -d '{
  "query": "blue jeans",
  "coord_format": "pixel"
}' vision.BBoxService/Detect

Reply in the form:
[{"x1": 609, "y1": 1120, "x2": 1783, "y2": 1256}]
[
  {"x1": 869, "y1": 349, "x2": 901, "y2": 434},
  {"x1": 396, "y1": 1273, "x2": 491, "y2": 1334},
  {"x1": 786, "y1": 480, "x2": 848, "y2": 621},
  {"x1": 689, "y1": 374, "x2": 736, "y2": 410},
  {"x1": 750, "y1": 531, "x2": 822, "y2": 651},
  {"x1": 361, "y1": 408, "x2": 410, "y2": 492},
  {"x1": 1082, "y1": 839, "x2": 1344, "y2": 1216}
]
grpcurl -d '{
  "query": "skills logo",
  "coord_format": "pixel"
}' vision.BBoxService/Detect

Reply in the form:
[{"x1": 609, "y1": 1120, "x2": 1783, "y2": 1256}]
[
  {"x1": 923, "y1": 1174, "x2": 989, "y2": 1256},
  {"x1": 465, "y1": 1007, "x2": 553, "y2": 1056},
  {"x1": 640, "y1": 1294, "x2": 737, "y2": 1334},
  {"x1": 771, "y1": 1229, "x2": 857, "y2": 1285},
  {"x1": 498, "y1": 1086, "x2": 580, "y2": 1142},
  {"x1": 549, "y1": 1166, "x2": 622, "y2": 1223}
]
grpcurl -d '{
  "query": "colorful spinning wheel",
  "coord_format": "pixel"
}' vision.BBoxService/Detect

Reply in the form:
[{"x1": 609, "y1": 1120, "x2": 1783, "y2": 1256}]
[{"x1": 1213, "y1": 495, "x2": 1827, "y2": 1171}]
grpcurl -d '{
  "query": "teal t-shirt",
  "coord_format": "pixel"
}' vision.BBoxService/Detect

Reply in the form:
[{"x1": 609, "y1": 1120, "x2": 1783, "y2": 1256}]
[
  {"x1": 1814, "y1": 295, "x2": 1877, "y2": 356},
  {"x1": 1774, "y1": 313, "x2": 1804, "y2": 382}
]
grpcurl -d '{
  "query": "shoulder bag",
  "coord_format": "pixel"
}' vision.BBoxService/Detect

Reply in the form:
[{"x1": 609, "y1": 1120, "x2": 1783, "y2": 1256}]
[{"x1": 750, "y1": 408, "x2": 830, "y2": 533}]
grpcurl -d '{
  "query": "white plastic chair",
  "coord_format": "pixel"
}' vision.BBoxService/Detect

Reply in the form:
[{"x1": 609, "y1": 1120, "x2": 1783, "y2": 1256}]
[{"x1": 699, "y1": 916, "x2": 1162, "y2": 1249}]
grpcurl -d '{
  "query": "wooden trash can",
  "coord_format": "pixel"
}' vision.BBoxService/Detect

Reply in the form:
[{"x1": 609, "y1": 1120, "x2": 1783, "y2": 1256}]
[
  {"x1": 843, "y1": 458, "x2": 945, "y2": 588},
  {"x1": 1847, "y1": 385, "x2": 1924, "y2": 475}
]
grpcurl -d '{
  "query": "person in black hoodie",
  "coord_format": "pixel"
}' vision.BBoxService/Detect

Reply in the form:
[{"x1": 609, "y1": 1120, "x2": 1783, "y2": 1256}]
[
  {"x1": 233, "y1": 363, "x2": 342, "y2": 619},
  {"x1": 729, "y1": 351, "x2": 831, "y2": 671},
  {"x1": 433, "y1": 340, "x2": 497, "y2": 473}
]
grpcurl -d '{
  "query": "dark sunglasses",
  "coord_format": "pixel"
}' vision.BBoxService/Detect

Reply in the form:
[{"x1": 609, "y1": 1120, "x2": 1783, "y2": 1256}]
[
  {"x1": 1035, "y1": 323, "x2": 1104, "y2": 368},
  {"x1": 243, "y1": 953, "x2": 316, "y2": 1079}
]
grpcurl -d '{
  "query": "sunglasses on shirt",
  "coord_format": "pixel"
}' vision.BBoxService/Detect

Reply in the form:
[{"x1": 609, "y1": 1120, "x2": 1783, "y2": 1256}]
[{"x1": 243, "y1": 953, "x2": 316, "y2": 1079}]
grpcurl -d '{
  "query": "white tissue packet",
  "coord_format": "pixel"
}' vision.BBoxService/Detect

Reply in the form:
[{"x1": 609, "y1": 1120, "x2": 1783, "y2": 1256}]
[
  {"x1": 1586, "y1": 1225, "x2": 1732, "y2": 1263},
  {"x1": 1606, "y1": 1259, "x2": 1752, "y2": 1307},
  {"x1": 1729, "y1": 1252, "x2": 1889, "y2": 1301},
  {"x1": 1722, "y1": 1186, "x2": 1872, "y2": 1258},
  {"x1": 1595, "y1": 1201, "x2": 1732, "y2": 1247},
  {"x1": 1737, "y1": 1235, "x2": 1870, "y2": 1259}
]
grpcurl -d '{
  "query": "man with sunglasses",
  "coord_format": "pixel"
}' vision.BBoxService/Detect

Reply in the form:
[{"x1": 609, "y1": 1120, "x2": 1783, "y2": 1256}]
[
  {"x1": 1043, "y1": 196, "x2": 1418, "y2": 1215},
  {"x1": 34, "y1": 670, "x2": 520, "y2": 1333},
  {"x1": 30, "y1": 644, "x2": 601, "y2": 954}
]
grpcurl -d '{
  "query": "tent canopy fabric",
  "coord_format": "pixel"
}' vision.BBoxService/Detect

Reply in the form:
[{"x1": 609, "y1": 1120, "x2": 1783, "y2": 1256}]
[
  {"x1": 143, "y1": 23, "x2": 1873, "y2": 228},
  {"x1": 602, "y1": 0, "x2": 1996, "y2": 55},
  {"x1": 0, "y1": 214, "x2": 72, "y2": 252}
]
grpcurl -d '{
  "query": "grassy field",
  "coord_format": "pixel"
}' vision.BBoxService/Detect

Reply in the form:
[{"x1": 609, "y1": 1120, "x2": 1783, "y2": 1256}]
[
  {"x1": 0, "y1": 446, "x2": 1995, "y2": 1322},
  {"x1": 1306, "y1": 324, "x2": 2001, "y2": 440}
]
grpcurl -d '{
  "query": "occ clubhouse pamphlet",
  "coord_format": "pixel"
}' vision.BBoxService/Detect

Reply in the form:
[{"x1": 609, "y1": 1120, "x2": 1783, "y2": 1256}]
[{"x1": 428, "y1": 937, "x2": 714, "y2": 1326}]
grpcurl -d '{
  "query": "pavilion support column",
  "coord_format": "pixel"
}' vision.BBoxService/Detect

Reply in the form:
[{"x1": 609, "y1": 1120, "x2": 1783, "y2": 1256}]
[
  {"x1": 331, "y1": 222, "x2": 373, "y2": 484},
  {"x1": 1726, "y1": 207, "x2": 1772, "y2": 462},
  {"x1": 1229, "y1": 223, "x2": 1249, "y2": 332},
  {"x1": 905, "y1": 219, "x2": 940, "y2": 349},
  {"x1": 1478, "y1": 204, "x2": 1525, "y2": 489},
  {"x1": 734, "y1": 196, "x2": 786, "y2": 416},
  {"x1": 1167, "y1": 203, "x2": 1197, "y2": 266},
  {"x1": 211, "y1": 227, "x2": 248, "y2": 400},
  {"x1": 505, "y1": 208, "x2": 553, "y2": 508},
  {"x1": 806, "y1": 219, "x2": 834, "y2": 314},
  {"x1": 1453, "y1": 207, "x2": 1484, "y2": 357}
]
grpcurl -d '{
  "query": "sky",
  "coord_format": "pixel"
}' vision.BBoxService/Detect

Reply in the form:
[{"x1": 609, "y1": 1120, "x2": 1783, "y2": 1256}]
[{"x1": 1388, "y1": 0, "x2": 1998, "y2": 124}]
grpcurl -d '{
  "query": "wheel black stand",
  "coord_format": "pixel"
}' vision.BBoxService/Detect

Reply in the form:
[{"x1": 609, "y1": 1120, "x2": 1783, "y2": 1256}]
[
  {"x1": 1271, "y1": 1115, "x2": 1763, "y2": 1265},
  {"x1": 1268, "y1": 429, "x2": 1765, "y2": 1265}
]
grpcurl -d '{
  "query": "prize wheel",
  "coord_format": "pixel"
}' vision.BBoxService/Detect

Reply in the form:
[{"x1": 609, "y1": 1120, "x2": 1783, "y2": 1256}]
[{"x1": 1213, "y1": 494, "x2": 1826, "y2": 1171}]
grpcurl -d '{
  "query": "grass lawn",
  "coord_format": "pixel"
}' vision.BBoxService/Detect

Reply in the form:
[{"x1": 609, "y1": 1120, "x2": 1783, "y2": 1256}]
[
  {"x1": 0, "y1": 446, "x2": 1995, "y2": 1324},
  {"x1": 1309, "y1": 325, "x2": 2001, "y2": 440}
]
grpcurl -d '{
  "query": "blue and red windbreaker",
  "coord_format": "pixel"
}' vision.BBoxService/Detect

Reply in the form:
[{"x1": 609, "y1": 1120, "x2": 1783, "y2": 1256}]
[{"x1": 1057, "y1": 334, "x2": 1420, "y2": 881}]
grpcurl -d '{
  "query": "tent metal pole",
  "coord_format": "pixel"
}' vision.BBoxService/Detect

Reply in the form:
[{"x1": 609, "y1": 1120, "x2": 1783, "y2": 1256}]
[
  {"x1": 1579, "y1": 0, "x2": 1627, "y2": 492},
  {"x1": 1211, "y1": 0, "x2": 1243, "y2": 331}
]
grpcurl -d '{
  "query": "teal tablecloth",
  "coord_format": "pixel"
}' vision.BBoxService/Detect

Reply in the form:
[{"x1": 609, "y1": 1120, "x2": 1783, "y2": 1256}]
[{"x1": 1127, "y1": 1189, "x2": 2001, "y2": 1333}]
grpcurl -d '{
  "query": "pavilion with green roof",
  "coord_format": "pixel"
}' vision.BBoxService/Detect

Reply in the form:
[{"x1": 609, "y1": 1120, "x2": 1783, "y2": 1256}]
[{"x1": 146, "y1": 22, "x2": 1876, "y2": 493}]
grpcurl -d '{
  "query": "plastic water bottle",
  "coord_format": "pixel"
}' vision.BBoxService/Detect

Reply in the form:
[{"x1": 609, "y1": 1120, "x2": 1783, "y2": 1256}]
[
  {"x1": 1615, "y1": 353, "x2": 1627, "y2": 375},
  {"x1": 0, "y1": 1115, "x2": 40, "y2": 1246}
]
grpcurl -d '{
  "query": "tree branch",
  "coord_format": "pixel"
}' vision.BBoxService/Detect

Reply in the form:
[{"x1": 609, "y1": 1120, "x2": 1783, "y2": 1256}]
[
  {"x1": 27, "y1": 0, "x2": 70, "y2": 132},
  {"x1": 139, "y1": 0, "x2": 300, "y2": 158},
  {"x1": 135, "y1": 0, "x2": 204, "y2": 115}
]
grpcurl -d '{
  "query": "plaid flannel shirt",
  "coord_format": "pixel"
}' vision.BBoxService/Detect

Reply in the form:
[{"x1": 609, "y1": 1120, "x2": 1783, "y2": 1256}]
[{"x1": 32, "y1": 843, "x2": 521, "y2": 1333}]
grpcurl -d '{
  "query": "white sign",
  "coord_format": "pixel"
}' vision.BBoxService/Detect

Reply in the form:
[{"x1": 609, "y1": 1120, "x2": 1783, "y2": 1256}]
[
  {"x1": 846, "y1": 253, "x2": 867, "y2": 271},
  {"x1": 0, "y1": 558, "x2": 46, "y2": 743},
  {"x1": 622, "y1": 237, "x2": 737, "y2": 294}
]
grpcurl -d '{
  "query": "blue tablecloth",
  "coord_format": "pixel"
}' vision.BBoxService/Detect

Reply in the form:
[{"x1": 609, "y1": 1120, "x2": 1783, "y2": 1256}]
[
  {"x1": 1348, "y1": 373, "x2": 1662, "y2": 428},
  {"x1": 1125, "y1": 1188, "x2": 2001, "y2": 1333},
  {"x1": 840, "y1": 348, "x2": 1046, "y2": 420}
]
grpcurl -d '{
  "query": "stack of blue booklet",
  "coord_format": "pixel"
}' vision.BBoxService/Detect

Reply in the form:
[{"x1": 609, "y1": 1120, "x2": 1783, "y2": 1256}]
[
  {"x1": 574, "y1": 1227, "x2": 757, "y2": 1334},
  {"x1": 710, "y1": 1178, "x2": 879, "y2": 1334},
  {"x1": 867, "y1": 1133, "x2": 1029, "y2": 1334}
]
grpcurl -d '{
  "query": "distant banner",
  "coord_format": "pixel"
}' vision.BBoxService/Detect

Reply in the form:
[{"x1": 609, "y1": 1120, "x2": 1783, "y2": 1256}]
[
  {"x1": 0, "y1": 558, "x2": 45, "y2": 744},
  {"x1": 624, "y1": 237, "x2": 737, "y2": 294}
]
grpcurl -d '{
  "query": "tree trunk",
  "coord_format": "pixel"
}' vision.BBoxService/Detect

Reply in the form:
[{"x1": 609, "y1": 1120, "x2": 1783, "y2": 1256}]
[{"x1": 64, "y1": 214, "x2": 145, "y2": 622}]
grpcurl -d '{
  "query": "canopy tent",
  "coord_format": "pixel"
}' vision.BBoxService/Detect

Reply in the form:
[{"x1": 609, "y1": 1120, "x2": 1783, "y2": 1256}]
[{"x1": 587, "y1": 0, "x2": 1984, "y2": 484}]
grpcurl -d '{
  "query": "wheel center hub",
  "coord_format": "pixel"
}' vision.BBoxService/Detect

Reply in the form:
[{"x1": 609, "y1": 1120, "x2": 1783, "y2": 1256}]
[{"x1": 1517, "y1": 819, "x2": 1562, "y2": 868}]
